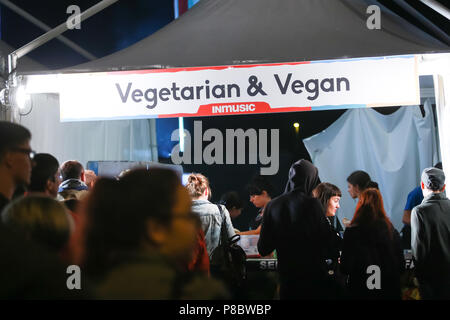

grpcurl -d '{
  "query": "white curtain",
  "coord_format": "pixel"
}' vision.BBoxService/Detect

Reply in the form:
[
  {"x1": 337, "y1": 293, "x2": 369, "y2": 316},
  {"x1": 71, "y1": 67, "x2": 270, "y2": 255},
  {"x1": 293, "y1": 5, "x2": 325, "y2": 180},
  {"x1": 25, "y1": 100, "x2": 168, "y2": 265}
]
[
  {"x1": 19, "y1": 93, "x2": 158, "y2": 169},
  {"x1": 303, "y1": 101, "x2": 440, "y2": 231},
  {"x1": 435, "y1": 74, "x2": 450, "y2": 182}
]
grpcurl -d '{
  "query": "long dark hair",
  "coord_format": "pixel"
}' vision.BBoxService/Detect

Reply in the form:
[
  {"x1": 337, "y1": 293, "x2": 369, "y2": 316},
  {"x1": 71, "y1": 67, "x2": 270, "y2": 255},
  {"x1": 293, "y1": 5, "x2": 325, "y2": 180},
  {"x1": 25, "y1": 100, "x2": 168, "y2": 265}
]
[
  {"x1": 83, "y1": 168, "x2": 180, "y2": 279},
  {"x1": 347, "y1": 170, "x2": 378, "y2": 191}
]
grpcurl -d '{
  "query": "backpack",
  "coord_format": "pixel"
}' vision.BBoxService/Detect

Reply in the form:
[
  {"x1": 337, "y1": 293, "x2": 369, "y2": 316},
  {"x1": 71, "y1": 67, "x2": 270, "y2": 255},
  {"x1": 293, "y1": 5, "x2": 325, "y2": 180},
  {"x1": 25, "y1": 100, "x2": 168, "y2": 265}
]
[{"x1": 209, "y1": 204, "x2": 247, "y2": 289}]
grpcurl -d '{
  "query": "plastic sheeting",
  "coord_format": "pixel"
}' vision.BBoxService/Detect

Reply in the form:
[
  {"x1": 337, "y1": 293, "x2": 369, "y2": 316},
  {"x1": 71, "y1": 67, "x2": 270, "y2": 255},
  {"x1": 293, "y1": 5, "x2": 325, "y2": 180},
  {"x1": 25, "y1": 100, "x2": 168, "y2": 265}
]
[
  {"x1": 19, "y1": 93, "x2": 158, "y2": 170},
  {"x1": 303, "y1": 101, "x2": 440, "y2": 231}
]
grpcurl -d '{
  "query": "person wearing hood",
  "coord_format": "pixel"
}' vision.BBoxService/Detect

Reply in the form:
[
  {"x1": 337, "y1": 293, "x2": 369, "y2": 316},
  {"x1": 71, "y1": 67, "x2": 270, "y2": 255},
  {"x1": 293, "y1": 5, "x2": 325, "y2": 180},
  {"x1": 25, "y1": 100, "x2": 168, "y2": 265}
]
[
  {"x1": 257, "y1": 159, "x2": 338, "y2": 299},
  {"x1": 58, "y1": 160, "x2": 89, "y2": 200}
]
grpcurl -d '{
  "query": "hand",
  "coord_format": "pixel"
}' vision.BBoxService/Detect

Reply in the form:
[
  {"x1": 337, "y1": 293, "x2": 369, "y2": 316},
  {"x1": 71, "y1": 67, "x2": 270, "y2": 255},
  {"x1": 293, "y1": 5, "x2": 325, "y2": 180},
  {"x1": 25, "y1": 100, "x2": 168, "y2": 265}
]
[{"x1": 342, "y1": 217, "x2": 351, "y2": 227}]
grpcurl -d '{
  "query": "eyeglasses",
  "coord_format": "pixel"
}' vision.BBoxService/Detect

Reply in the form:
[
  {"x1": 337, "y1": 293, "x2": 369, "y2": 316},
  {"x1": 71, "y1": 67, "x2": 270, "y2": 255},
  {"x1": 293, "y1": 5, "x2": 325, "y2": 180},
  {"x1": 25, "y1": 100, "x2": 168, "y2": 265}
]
[{"x1": 10, "y1": 147, "x2": 36, "y2": 160}]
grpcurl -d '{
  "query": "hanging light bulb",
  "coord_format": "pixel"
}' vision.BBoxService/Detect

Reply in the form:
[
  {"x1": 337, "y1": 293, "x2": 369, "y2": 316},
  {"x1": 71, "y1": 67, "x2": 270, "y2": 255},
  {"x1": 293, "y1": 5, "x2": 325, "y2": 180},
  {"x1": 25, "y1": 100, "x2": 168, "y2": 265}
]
[
  {"x1": 14, "y1": 85, "x2": 28, "y2": 111},
  {"x1": 10, "y1": 85, "x2": 32, "y2": 115}
]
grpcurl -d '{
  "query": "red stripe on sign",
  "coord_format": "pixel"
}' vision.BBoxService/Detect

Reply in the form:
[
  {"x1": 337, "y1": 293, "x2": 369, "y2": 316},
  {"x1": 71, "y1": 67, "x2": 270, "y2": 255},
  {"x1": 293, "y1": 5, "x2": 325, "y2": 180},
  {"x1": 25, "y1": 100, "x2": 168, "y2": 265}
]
[
  {"x1": 158, "y1": 102, "x2": 312, "y2": 118},
  {"x1": 178, "y1": 0, "x2": 188, "y2": 15},
  {"x1": 106, "y1": 61, "x2": 311, "y2": 76}
]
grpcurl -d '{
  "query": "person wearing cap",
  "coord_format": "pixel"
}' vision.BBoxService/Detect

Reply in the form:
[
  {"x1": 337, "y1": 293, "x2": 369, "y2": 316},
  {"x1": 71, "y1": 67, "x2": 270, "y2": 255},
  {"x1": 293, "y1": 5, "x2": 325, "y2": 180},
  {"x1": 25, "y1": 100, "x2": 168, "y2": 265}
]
[
  {"x1": 401, "y1": 162, "x2": 442, "y2": 250},
  {"x1": 411, "y1": 167, "x2": 450, "y2": 299}
]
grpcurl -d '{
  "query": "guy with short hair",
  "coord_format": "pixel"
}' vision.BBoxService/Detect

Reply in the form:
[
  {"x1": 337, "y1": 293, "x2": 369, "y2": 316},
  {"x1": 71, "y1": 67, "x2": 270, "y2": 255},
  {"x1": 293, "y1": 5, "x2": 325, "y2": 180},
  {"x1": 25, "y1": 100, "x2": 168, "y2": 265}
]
[
  {"x1": 0, "y1": 121, "x2": 33, "y2": 212},
  {"x1": 0, "y1": 122, "x2": 82, "y2": 298},
  {"x1": 28, "y1": 153, "x2": 61, "y2": 198},
  {"x1": 58, "y1": 160, "x2": 88, "y2": 199},
  {"x1": 246, "y1": 175, "x2": 275, "y2": 231},
  {"x1": 411, "y1": 167, "x2": 450, "y2": 299}
]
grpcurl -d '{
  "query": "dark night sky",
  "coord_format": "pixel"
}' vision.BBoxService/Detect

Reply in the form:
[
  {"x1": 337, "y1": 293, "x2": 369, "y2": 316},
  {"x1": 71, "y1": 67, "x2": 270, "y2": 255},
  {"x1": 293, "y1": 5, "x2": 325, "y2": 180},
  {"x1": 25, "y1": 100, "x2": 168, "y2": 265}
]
[
  {"x1": 1, "y1": 0, "x2": 174, "y2": 68},
  {"x1": 0, "y1": 0, "x2": 448, "y2": 230}
]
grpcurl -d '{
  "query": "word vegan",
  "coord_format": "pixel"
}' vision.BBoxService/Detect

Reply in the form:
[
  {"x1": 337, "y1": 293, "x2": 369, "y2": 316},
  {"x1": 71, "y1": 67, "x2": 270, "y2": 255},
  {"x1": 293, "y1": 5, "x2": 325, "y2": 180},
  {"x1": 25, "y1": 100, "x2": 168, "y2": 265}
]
[{"x1": 115, "y1": 74, "x2": 351, "y2": 109}]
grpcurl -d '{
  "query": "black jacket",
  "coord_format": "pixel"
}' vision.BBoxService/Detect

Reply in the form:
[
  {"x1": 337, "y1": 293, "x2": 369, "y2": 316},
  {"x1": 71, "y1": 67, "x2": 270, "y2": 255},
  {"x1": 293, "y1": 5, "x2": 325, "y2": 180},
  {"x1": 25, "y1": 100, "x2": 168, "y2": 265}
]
[
  {"x1": 258, "y1": 159, "x2": 336, "y2": 299},
  {"x1": 340, "y1": 222, "x2": 404, "y2": 299},
  {"x1": 411, "y1": 192, "x2": 450, "y2": 285},
  {"x1": 0, "y1": 193, "x2": 9, "y2": 214}
]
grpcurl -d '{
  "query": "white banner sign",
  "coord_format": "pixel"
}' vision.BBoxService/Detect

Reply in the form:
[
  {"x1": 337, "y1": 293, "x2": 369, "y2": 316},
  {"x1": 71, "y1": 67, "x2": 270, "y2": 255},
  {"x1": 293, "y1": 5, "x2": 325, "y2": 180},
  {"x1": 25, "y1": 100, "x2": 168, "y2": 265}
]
[{"x1": 39, "y1": 55, "x2": 419, "y2": 121}]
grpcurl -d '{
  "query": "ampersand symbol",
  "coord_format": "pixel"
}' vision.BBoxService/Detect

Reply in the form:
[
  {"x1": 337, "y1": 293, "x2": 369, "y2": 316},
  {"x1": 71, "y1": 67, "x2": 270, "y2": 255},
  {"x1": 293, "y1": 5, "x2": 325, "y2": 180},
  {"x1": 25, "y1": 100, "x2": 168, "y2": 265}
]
[{"x1": 247, "y1": 76, "x2": 267, "y2": 96}]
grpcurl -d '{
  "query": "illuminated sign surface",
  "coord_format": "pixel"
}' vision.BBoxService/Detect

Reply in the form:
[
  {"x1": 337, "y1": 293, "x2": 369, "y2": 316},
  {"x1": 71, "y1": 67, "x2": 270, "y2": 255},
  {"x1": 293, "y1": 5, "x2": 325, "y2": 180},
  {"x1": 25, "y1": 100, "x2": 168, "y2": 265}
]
[{"x1": 54, "y1": 55, "x2": 419, "y2": 122}]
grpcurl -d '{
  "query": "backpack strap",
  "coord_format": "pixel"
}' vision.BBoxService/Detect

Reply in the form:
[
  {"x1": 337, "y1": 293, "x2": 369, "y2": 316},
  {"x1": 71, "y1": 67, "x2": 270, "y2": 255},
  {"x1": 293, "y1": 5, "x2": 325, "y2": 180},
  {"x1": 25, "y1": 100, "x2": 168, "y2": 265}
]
[
  {"x1": 216, "y1": 204, "x2": 240, "y2": 246},
  {"x1": 216, "y1": 204, "x2": 228, "y2": 245}
]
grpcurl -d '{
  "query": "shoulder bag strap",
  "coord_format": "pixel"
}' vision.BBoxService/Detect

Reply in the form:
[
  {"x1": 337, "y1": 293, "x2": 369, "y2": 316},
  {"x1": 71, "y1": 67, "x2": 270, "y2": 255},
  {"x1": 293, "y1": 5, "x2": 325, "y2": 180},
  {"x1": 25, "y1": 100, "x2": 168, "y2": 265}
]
[{"x1": 216, "y1": 204, "x2": 228, "y2": 245}]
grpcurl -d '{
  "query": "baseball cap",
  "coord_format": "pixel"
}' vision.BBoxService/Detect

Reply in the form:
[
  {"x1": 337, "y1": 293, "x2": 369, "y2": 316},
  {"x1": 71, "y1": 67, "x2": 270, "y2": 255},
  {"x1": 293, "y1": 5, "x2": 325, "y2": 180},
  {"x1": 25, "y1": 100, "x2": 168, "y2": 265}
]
[{"x1": 421, "y1": 167, "x2": 445, "y2": 191}]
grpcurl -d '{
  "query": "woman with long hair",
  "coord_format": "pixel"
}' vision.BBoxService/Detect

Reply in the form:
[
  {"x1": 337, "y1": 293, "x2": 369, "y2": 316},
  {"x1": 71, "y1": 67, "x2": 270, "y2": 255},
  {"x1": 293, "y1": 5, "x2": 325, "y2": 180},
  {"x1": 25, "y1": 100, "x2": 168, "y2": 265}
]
[
  {"x1": 340, "y1": 188, "x2": 404, "y2": 299},
  {"x1": 344, "y1": 170, "x2": 379, "y2": 227},
  {"x1": 346, "y1": 170, "x2": 378, "y2": 200}
]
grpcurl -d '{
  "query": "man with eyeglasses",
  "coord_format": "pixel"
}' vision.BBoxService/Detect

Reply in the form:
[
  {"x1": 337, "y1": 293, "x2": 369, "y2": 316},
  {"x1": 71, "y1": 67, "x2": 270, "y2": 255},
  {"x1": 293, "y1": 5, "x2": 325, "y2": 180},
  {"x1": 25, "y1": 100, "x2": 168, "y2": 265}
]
[
  {"x1": 0, "y1": 121, "x2": 33, "y2": 213},
  {"x1": 0, "y1": 121, "x2": 86, "y2": 299}
]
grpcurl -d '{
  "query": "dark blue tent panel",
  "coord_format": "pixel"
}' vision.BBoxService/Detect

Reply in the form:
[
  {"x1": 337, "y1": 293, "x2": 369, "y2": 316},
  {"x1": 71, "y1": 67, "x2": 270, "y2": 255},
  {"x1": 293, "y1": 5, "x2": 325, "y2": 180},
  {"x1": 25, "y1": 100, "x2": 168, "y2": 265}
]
[{"x1": 18, "y1": 0, "x2": 450, "y2": 74}]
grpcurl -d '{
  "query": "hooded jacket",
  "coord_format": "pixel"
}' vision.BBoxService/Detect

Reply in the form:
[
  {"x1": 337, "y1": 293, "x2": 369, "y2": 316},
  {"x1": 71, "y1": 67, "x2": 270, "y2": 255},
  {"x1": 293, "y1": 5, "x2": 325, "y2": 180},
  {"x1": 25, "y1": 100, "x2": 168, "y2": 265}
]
[
  {"x1": 284, "y1": 159, "x2": 321, "y2": 195},
  {"x1": 58, "y1": 179, "x2": 88, "y2": 193},
  {"x1": 257, "y1": 159, "x2": 336, "y2": 299},
  {"x1": 58, "y1": 179, "x2": 89, "y2": 200}
]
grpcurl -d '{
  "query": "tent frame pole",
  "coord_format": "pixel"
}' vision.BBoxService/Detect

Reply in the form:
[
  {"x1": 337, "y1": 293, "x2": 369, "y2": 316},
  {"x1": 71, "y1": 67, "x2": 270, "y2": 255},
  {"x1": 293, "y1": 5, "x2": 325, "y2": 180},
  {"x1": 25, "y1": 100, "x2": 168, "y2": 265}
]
[
  {"x1": 419, "y1": 0, "x2": 450, "y2": 20},
  {"x1": 0, "y1": 0, "x2": 97, "y2": 62},
  {"x1": 7, "y1": 0, "x2": 119, "y2": 74},
  {"x1": 392, "y1": 0, "x2": 450, "y2": 47}
]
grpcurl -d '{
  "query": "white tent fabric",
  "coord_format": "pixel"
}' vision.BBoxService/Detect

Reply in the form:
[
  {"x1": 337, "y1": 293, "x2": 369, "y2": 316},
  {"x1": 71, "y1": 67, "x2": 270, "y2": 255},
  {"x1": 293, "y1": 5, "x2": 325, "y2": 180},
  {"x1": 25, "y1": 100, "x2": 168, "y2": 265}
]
[
  {"x1": 19, "y1": 93, "x2": 158, "y2": 169},
  {"x1": 303, "y1": 101, "x2": 439, "y2": 231},
  {"x1": 434, "y1": 74, "x2": 450, "y2": 180}
]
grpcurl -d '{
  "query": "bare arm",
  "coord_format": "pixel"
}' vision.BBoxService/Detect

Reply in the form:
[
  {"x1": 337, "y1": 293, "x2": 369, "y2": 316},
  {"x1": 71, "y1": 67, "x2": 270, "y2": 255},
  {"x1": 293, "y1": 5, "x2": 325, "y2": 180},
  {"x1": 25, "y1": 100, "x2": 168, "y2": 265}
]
[
  {"x1": 238, "y1": 225, "x2": 261, "y2": 235},
  {"x1": 257, "y1": 202, "x2": 275, "y2": 256},
  {"x1": 402, "y1": 210, "x2": 411, "y2": 225}
]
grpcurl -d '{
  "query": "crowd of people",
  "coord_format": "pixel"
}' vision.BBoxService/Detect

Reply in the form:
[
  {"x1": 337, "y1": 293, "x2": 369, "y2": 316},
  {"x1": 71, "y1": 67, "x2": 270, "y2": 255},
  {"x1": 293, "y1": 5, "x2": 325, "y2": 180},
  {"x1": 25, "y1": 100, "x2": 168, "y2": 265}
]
[{"x1": 0, "y1": 120, "x2": 449, "y2": 300}]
